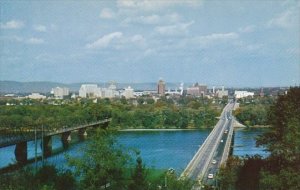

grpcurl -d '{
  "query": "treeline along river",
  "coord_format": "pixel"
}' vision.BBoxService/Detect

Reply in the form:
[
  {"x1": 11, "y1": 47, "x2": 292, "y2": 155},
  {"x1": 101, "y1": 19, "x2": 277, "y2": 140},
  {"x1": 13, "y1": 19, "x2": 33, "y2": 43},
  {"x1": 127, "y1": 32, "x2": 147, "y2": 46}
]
[{"x1": 0, "y1": 129, "x2": 267, "y2": 173}]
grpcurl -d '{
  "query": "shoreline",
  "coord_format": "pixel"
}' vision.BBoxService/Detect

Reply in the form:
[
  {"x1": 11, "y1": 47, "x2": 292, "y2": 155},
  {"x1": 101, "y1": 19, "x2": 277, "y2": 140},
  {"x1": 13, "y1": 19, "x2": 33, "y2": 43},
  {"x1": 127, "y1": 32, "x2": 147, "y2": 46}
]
[
  {"x1": 234, "y1": 125, "x2": 271, "y2": 130},
  {"x1": 118, "y1": 128, "x2": 204, "y2": 132}
]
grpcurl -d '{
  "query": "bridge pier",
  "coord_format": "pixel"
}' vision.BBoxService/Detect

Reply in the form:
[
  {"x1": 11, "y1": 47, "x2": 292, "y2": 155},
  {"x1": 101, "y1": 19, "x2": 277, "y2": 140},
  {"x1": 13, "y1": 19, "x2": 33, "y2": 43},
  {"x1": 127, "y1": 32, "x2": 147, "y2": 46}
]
[
  {"x1": 78, "y1": 128, "x2": 87, "y2": 141},
  {"x1": 42, "y1": 136, "x2": 52, "y2": 157},
  {"x1": 61, "y1": 132, "x2": 72, "y2": 149},
  {"x1": 14, "y1": 141, "x2": 27, "y2": 164}
]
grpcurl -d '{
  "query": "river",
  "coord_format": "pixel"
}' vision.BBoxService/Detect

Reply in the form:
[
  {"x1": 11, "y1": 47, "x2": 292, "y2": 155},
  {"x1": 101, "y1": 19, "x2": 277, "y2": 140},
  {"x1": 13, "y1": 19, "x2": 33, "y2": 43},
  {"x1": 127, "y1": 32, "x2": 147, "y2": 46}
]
[{"x1": 0, "y1": 128, "x2": 268, "y2": 173}]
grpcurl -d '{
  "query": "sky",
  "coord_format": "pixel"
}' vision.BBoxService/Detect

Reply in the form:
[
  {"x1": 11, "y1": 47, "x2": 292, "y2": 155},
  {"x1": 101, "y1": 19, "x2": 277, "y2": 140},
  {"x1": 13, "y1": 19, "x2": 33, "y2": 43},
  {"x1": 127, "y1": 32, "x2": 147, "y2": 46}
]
[{"x1": 0, "y1": 0, "x2": 300, "y2": 87}]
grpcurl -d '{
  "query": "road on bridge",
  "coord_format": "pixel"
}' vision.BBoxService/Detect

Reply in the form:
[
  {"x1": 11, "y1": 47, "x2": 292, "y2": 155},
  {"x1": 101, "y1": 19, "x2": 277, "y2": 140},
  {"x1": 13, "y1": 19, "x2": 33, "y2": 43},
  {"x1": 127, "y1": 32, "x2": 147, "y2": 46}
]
[{"x1": 181, "y1": 102, "x2": 235, "y2": 186}]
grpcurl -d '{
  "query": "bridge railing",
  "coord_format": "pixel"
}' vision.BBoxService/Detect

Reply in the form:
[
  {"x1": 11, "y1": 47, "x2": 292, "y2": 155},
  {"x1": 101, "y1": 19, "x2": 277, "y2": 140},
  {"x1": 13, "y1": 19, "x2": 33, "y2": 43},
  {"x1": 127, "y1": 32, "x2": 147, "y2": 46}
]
[
  {"x1": 0, "y1": 118, "x2": 111, "y2": 148},
  {"x1": 46, "y1": 118, "x2": 111, "y2": 136},
  {"x1": 181, "y1": 119, "x2": 221, "y2": 178},
  {"x1": 220, "y1": 117, "x2": 234, "y2": 165},
  {"x1": 199, "y1": 118, "x2": 229, "y2": 179}
]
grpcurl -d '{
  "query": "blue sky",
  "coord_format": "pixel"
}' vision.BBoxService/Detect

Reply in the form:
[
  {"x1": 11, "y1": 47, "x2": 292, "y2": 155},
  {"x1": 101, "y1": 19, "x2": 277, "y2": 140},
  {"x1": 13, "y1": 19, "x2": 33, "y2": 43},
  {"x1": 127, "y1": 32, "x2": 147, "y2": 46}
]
[{"x1": 0, "y1": 0, "x2": 299, "y2": 87}]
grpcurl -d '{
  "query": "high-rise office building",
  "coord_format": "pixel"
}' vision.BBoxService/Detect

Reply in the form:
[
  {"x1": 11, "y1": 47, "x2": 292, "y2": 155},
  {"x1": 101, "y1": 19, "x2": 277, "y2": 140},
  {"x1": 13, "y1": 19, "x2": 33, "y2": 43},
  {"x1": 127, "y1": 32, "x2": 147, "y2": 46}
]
[
  {"x1": 123, "y1": 86, "x2": 134, "y2": 99},
  {"x1": 51, "y1": 87, "x2": 69, "y2": 99},
  {"x1": 157, "y1": 79, "x2": 166, "y2": 96},
  {"x1": 79, "y1": 84, "x2": 101, "y2": 98}
]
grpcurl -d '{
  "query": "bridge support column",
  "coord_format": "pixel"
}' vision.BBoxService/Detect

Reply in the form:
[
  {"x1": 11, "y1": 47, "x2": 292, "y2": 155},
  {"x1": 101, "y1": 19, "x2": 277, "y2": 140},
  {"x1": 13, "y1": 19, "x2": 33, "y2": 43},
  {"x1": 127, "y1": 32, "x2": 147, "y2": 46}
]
[
  {"x1": 78, "y1": 128, "x2": 87, "y2": 141},
  {"x1": 61, "y1": 132, "x2": 71, "y2": 149},
  {"x1": 15, "y1": 141, "x2": 27, "y2": 164},
  {"x1": 42, "y1": 136, "x2": 52, "y2": 157}
]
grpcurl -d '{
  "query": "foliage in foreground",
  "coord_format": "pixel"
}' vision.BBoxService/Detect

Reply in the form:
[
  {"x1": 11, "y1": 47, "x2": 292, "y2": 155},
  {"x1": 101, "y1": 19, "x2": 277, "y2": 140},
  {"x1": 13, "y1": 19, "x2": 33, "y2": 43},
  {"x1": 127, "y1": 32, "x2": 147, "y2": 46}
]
[
  {"x1": 0, "y1": 165, "x2": 76, "y2": 190},
  {"x1": 68, "y1": 129, "x2": 131, "y2": 190}
]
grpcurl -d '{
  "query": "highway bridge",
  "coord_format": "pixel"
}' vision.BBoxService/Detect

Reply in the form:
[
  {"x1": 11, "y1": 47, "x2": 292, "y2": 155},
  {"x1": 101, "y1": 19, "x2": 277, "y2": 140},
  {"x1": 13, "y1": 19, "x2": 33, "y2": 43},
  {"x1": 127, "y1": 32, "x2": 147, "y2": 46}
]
[
  {"x1": 0, "y1": 119, "x2": 111, "y2": 164},
  {"x1": 181, "y1": 102, "x2": 235, "y2": 188}
]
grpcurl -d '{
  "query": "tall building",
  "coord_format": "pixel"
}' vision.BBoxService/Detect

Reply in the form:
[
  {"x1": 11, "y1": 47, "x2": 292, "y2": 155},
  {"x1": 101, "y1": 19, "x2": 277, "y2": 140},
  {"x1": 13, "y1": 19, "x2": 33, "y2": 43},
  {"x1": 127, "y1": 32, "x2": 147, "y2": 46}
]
[
  {"x1": 79, "y1": 84, "x2": 101, "y2": 98},
  {"x1": 51, "y1": 87, "x2": 69, "y2": 99},
  {"x1": 123, "y1": 86, "x2": 134, "y2": 99},
  {"x1": 103, "y1": 82, "x2": 118, "y2": 98},
  {"x1": 79, "y1": 82, "x2": 118, "y2": 98},
  {"x1": 157, "y1": 79, "x2": 166, "y2": 96},
  {"x1": 260, "y1": 88, "x2": 264, "y2": 97},
  {"x1": 187, "y1": 83, "x2": 207, "y2": 96}
]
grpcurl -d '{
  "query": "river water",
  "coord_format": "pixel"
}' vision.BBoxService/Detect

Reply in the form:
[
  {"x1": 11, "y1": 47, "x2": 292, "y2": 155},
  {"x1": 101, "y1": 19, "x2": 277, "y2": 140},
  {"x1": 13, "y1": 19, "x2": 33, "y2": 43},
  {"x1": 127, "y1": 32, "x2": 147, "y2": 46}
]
[{"x1": 0, "y1": 128, "x2": 268, "y2": 173}]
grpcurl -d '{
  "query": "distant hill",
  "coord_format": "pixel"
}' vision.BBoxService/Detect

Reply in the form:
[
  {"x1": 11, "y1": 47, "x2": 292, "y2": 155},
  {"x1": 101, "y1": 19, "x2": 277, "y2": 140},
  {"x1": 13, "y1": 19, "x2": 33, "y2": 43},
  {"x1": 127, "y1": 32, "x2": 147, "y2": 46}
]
[
  {"x1": 0, "y1": 81, "x2": 66, "y2": 94},
  {"x1": 0, "y1": 81, "x2": 185, "y2": 94}
]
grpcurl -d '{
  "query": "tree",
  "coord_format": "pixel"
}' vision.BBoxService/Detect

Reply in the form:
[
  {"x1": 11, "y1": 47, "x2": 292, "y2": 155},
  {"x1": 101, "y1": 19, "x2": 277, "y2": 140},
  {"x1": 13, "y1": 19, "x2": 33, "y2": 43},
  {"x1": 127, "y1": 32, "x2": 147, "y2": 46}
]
[
  {"x1": 256, "y1": 87, "x2": 300, "y2": 189},
  {"x1": 257, "y1": 87, "x2": 300, "y2": 164},
  {"x1": 218, "y1": 156, "x2": 242, "y2": 190},
  {"x1": 235, "y1": 155, "x2": 264, "y2": 190},
  {"x1": 129, "y1": 151, "x2": 148, "y2": 190},
  {"x1": 68, "y1": 129, "x2": 131, "y2": 190}
]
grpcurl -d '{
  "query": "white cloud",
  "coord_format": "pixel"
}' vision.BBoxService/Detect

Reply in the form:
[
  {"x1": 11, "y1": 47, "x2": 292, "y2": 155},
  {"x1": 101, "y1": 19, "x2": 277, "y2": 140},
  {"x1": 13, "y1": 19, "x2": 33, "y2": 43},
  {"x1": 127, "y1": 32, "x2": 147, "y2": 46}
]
[
  {"x1": 86, "y1": 32, "x2": 123, "y2": 49},
  {"x1": 143, "y1": 48, "x2": 156, "y2": 56},
  {"x1": 244, "y1": 44, "x2": 263, "y2": 51},
  {"x1": 123, "y1": 13, "x2": 181, "y2": 25},
  {"x1": 191, "y1": 32, "x2": 239, "y2": 47},
  {"x1": 130, "y1": 34, "x2": 146, "y2": 46},
  {"x1": 155, "y1": 21, "x2": 194, "y2": 36},
  {"x1": 267, "y1": 9, "x2": 298, "y2": 28},
  {"x1": 238, "y1": 25, "x2": 256, "y2": 33},
  {"x1": 35, "y1": 53, "x2": 52, "y2": 62},
  {"x1": 117, "y1": 0, "x2": 203, "y2": 11},
  {"x1": 33, "y1": 25, "x2": 47, "y2": 32},
  {"x1": 99, "y1": 8, "x2": 115, "y2": 19},
  {"x1": 286, "y1": 48, "x2": 300, "y2": 55},
  {"x1": 50, "y1": 24, "x2": 58, "y2": 30},
  {"x1": 0, "y1": 36, "x2": 23, "y2": 42},
  {"x1": 198, "y1": 32, "x2": 238, "y2": 41},
  {"x1": 27, "y1": 38, "x2": 45, "y2": 44},
  {"x1": 123, "y1": 14, "x2": 160, "y2": 25},
  {"x1": 0, "y1": 20, "x2": 24, "y2": 29},
  {"x1": 165, "y1": 13, "x2": 181, "y2": 23}
]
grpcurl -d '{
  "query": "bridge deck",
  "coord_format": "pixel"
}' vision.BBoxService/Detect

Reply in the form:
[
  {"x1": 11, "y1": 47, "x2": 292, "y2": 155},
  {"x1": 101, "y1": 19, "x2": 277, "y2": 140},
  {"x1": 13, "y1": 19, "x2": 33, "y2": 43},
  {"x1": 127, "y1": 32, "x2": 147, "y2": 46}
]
[
  {"x1": 181, "y1": 103, "x2": 234, "y2": 183},
  {"x1": 0, "y1": 119, "x2": 111, "y2": 148}
]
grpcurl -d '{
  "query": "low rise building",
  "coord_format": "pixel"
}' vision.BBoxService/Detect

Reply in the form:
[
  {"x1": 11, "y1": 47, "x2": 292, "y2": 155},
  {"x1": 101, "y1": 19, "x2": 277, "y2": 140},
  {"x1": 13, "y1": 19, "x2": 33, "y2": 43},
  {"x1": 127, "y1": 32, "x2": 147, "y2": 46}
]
[
  {"x1": 216, "y1": 89, "x2": 228, "y2": 98},
  {"x1": 27, "y1": 93, "x2": 46, "y2": 99},
  {"x1": 234, "y1": 91, "x2": 254, "y2": 99},
  {"x1": 187, "y1": 83, "x2": 207, "y2": 96}
]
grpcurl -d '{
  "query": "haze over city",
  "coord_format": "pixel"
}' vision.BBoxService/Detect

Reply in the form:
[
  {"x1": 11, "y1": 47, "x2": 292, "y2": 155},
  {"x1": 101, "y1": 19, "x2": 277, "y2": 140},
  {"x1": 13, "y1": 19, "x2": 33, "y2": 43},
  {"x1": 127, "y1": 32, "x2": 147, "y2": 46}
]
[{"x1": 0, "y1": 0, "x2": 299, "y2": 87}]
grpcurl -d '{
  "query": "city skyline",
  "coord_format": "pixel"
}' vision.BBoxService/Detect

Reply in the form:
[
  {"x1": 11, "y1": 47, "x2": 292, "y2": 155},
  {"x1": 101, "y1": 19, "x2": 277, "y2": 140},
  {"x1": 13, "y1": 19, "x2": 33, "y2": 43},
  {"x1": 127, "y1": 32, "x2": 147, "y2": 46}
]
[{"x1": 0, "y1": 0, "x2": 300, "y2": 87}]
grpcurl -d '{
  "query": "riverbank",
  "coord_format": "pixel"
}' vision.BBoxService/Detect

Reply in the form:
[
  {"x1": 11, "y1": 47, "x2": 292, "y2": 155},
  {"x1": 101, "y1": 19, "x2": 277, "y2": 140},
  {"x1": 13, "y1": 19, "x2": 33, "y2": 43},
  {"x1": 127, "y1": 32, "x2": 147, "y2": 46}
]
[
  {"x1": 234, "y1": 125, "x2": 271, "y2": 130},
  {"x1": 118, "y1": 128, "x2": 203, "y2": 132}
]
